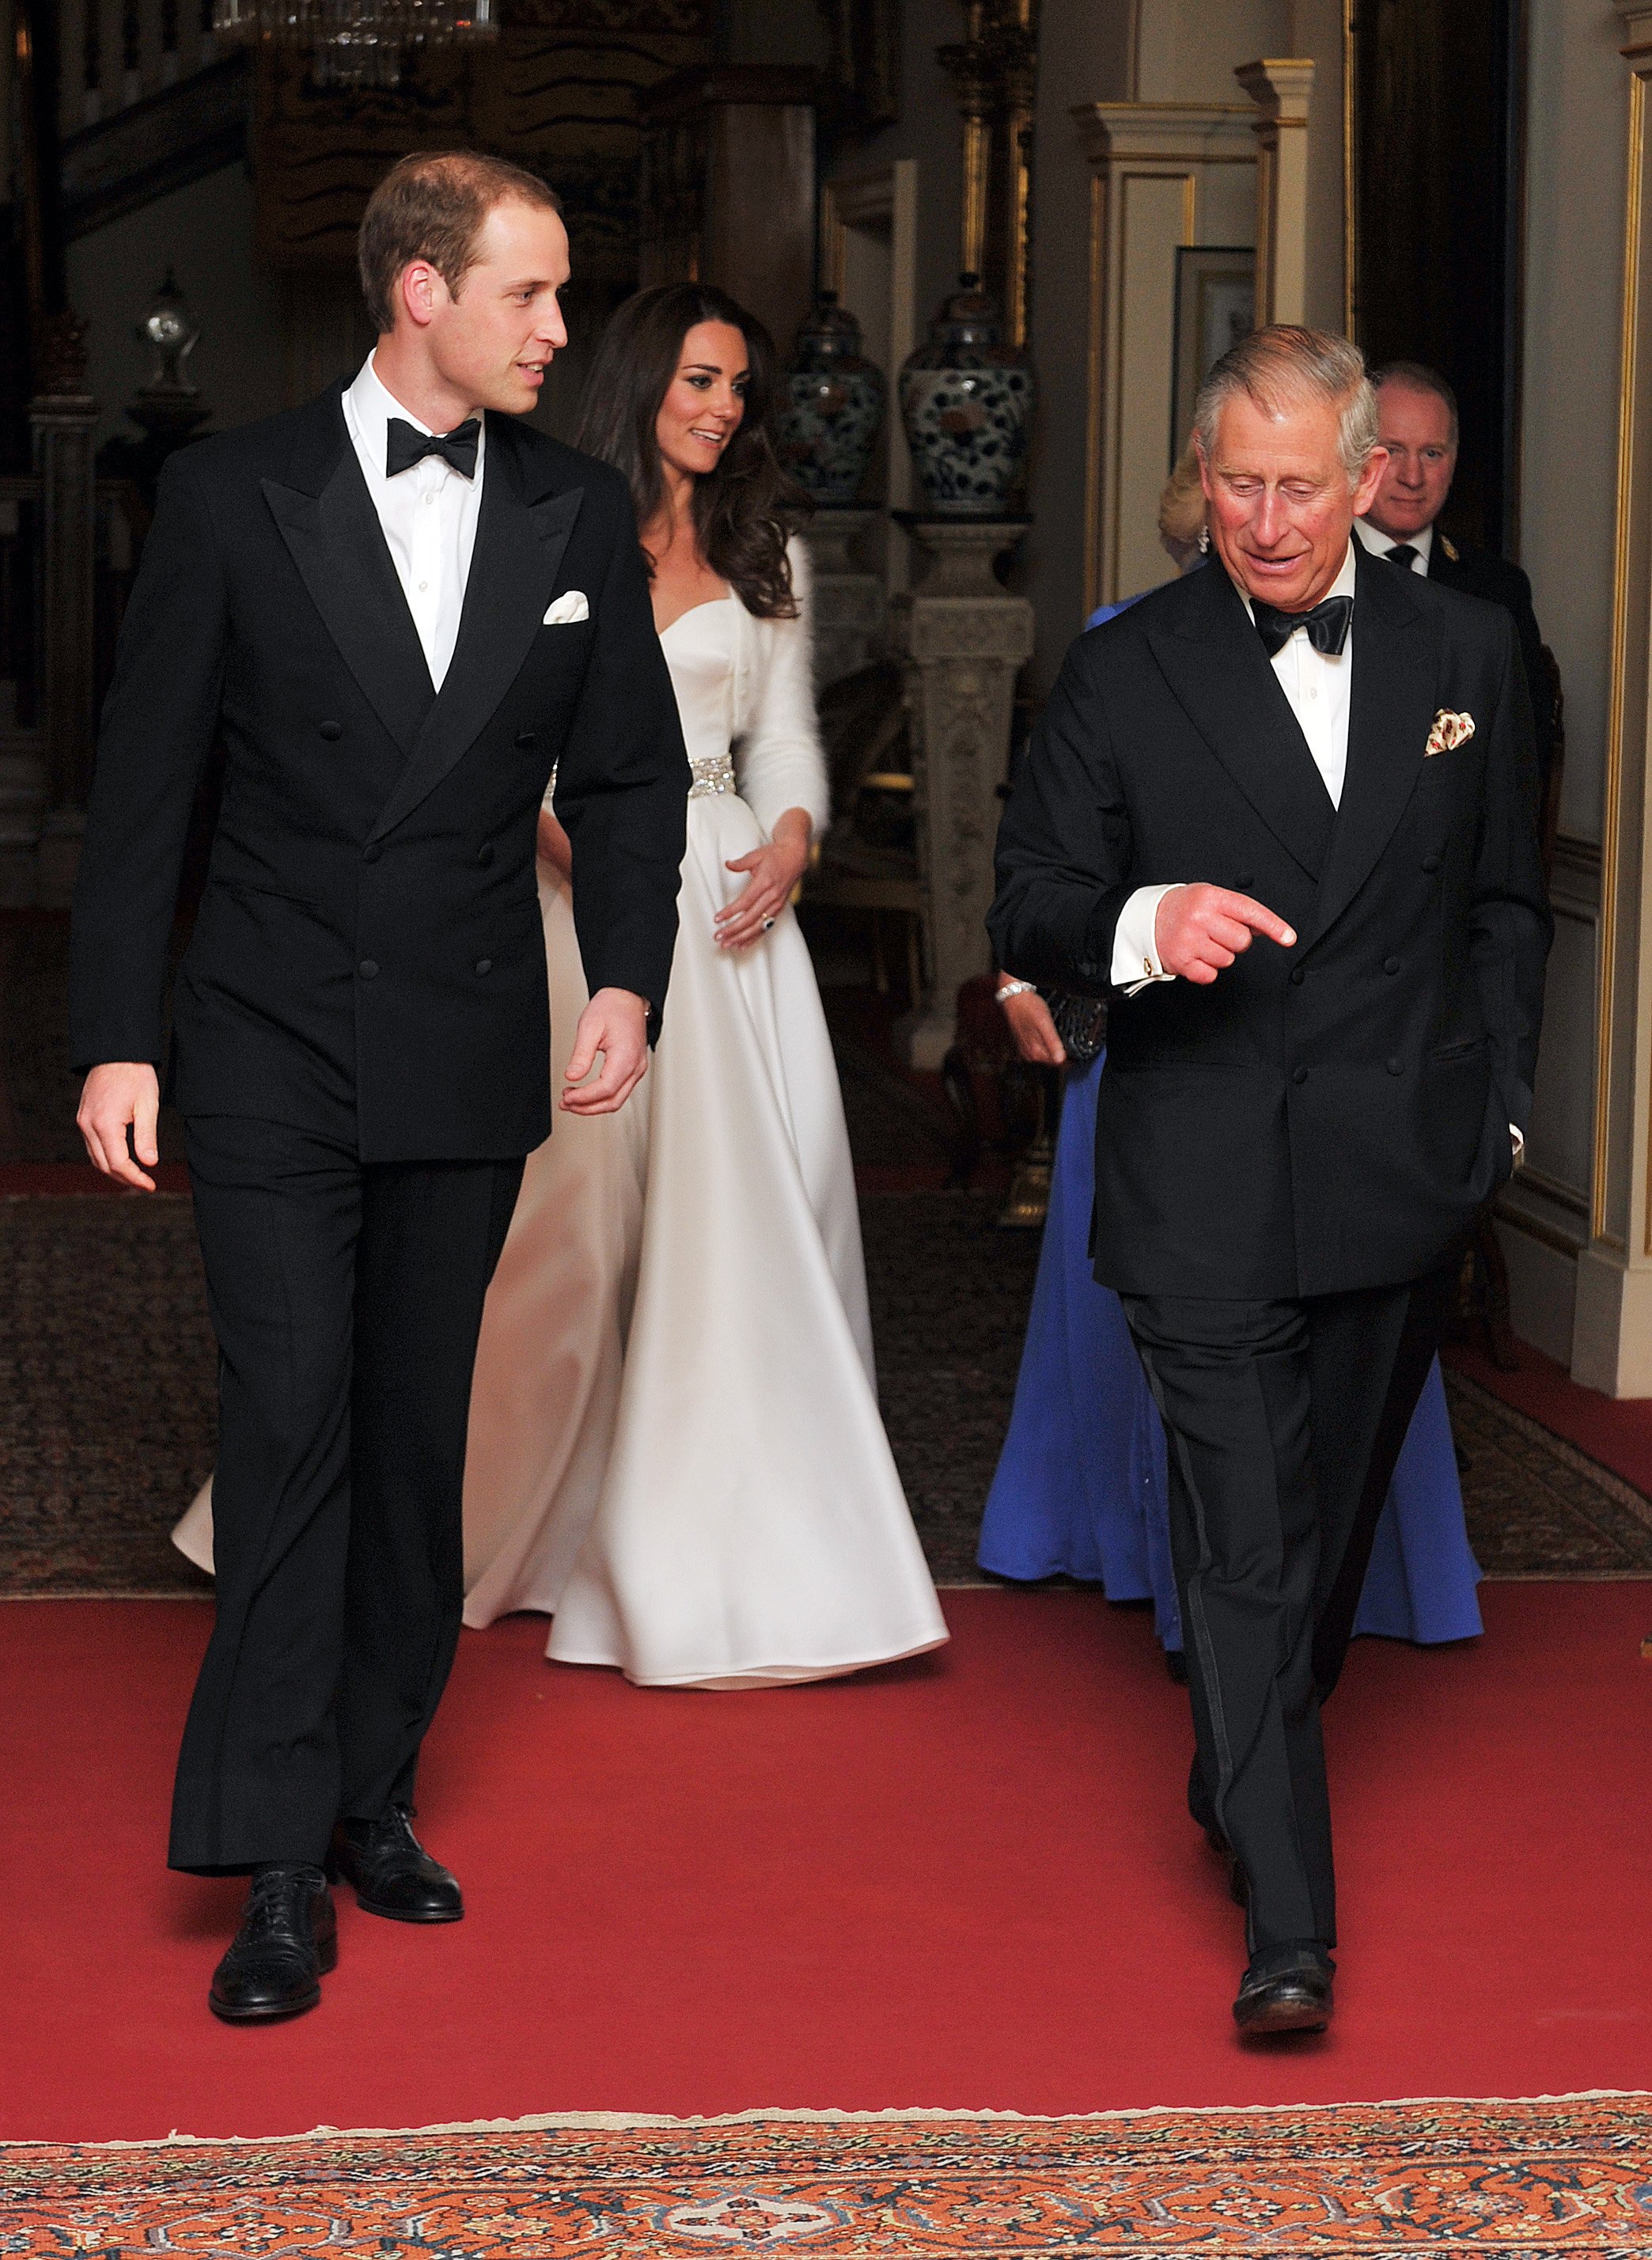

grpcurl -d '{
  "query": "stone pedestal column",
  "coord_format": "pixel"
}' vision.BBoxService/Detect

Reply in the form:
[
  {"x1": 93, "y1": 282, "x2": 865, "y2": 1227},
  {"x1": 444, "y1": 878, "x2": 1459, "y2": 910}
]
[
  {"x1": 1572, "y1": 4, "x2": 1652, "y2": 1392},
  {"x1": 31, "y1": 312, "x2": 99, "y2": 907},
  {"x1": 798, "y1": 507, "x2": 885, "y2": 688},
  {"x1": 1235, "y1": 59, "x2": 1316, "y2": 328},
  {"x1": 891, "y1": 515, "x2": 1033, "y2": 1070}
]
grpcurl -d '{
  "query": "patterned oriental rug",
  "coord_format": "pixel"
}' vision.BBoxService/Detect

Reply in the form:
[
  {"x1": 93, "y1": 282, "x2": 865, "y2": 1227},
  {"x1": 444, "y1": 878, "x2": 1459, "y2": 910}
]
[
  {"x1": 3, "y1": 1192, "x2": 1652, "y2": 1597},
  {"x1": 6, "y1": 2098, "x2": 1650, "y2": 2257}
]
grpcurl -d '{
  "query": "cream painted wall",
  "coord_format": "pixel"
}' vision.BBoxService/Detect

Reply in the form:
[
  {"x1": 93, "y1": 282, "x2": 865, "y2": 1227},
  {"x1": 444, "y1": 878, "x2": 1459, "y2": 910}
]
[
  {"x1": 1521, "y1": 0, "x2": 1627, "y2": 848},
  {"x1": 66, "y1": 161, "x2": 288, "y2": 449}
]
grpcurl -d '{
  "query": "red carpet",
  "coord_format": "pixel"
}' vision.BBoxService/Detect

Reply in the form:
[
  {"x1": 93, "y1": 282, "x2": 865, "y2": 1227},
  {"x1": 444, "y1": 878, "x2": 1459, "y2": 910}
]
[
  {"x1": 1445, "y1": 1335, "x2": 1652, "y2": 1496},
  {"x1": 2, "y1": 1585, "x2": 1648, "y2": 2143}
]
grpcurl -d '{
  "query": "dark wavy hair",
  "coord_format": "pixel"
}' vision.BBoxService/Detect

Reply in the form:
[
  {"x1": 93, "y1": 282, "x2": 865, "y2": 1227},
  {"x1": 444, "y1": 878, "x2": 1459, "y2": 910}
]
[{"x1": 576, "y1": 282, "x2": 809, "y2": 620}]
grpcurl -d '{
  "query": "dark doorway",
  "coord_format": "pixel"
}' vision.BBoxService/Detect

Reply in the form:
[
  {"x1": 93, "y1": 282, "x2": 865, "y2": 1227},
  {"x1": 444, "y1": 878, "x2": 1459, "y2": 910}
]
[{"x1": 1351, "y1": 0, "x2": 1526, "y2": 555}]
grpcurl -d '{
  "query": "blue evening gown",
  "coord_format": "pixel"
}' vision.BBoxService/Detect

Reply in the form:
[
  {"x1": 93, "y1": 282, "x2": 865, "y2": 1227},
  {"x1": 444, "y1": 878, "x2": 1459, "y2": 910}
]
[{"x1": 977, "y1": 1050, "x2": 1483, "y2": 1649}]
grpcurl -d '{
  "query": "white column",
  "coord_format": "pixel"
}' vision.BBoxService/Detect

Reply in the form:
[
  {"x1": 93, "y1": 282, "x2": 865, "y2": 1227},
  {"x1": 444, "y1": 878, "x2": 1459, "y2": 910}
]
[
  {"x1": 1572, "y1": 4, "x2": 1652, "y2": 1394},
  {"x1": 1235, "y1": 59, "x2": 1317, "y2": 328},
  {"x1": 1074, "y1": 101, "x2": 1256, "y2": 613}
]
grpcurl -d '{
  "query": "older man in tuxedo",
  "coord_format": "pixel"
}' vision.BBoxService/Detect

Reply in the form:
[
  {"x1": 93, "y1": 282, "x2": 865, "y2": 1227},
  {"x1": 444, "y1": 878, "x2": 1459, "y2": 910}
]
[
  {"x1": 1357, "y1": 359, "x2": 1552, "y2": 795},
  {"x1": 990, "y1": 326, "x2": 1549, "y2": 2036}
]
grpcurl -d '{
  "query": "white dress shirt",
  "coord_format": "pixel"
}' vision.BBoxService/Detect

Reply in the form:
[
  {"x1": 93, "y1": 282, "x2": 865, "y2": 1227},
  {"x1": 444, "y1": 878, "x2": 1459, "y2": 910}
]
[
  {"x1": 1354, "y1": 516, "x2": 1433, "y2": 573},
  {"x1": 1112, "y1": 543, "x2": 1358, "y2": 990},
  {"x1": 342, "y1": 352, "x2": 486, "y2": 692}
]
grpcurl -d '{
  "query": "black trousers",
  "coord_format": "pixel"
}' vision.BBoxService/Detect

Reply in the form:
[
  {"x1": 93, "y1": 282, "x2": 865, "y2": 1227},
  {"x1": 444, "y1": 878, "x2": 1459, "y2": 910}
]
[
  {"x1": 169, "y1": 1116, "x2": 525, "y2": 1875},
  {"x1": 1121, "y1": 1264, "x2": 1453, "y2": 1955}
]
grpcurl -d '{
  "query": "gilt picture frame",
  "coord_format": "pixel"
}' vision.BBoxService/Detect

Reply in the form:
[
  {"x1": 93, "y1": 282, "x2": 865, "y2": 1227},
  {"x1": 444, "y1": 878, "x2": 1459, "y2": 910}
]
[{"x1": 1170, "y1": 247, "x2": 1256, "y2": 465}]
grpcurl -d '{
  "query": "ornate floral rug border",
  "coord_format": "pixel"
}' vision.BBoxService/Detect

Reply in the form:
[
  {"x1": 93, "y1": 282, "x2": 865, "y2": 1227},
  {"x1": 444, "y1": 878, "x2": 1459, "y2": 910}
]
[{"x1": 4, "y1": 2093, "x2": 1649, "y2": 2256}]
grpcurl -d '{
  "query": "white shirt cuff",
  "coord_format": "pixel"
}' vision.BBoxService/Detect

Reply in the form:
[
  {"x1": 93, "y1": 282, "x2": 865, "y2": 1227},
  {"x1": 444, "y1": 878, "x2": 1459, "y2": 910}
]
[{"x1": 1113, "y1": 884, "x2": 1183, "y2": 995}]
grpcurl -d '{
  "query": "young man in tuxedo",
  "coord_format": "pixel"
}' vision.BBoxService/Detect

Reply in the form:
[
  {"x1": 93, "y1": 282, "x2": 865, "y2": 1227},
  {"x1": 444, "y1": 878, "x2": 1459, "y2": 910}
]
[
  {"x1": 1357, "y1": 359, "x2": 1553, "y2": 795},
  {"x1": 990, "y1": 326, "x2": 1549, "y2": 2035},
  {"x1": 70, "y1": 152, "x2": 688, "y2": 2021}
]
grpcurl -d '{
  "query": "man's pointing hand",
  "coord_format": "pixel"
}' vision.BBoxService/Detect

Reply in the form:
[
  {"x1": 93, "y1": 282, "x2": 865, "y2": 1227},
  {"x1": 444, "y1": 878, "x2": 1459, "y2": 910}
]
[{"x1": 1155, "y1": 884, "x2": 1297, "y2": 986}]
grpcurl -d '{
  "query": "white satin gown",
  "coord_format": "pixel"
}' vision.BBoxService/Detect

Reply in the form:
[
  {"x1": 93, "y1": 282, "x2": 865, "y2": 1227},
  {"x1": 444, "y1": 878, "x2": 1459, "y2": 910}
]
[{"x1": 176, "y1": 556, "x2": 948, "y2": 1690}]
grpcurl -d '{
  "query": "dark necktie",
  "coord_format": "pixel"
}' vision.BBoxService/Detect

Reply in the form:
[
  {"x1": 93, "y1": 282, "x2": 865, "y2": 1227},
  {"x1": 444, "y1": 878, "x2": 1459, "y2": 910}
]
[
  {"x1": 1252, "y1": 592, "x2": 1354, "y2": 662},
  {"x1": 385, "y1": 415, "x2": 480, "y2": 480},
  {"x1": 1384, "y1": 544, "x2": 1420, "y2": 571}
]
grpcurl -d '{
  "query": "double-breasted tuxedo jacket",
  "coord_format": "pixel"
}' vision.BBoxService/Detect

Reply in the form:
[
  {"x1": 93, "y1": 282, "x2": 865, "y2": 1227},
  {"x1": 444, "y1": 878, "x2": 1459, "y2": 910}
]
[
  {"x1": 1426, "y1": 533, "x2": 1554, "y2": 794},
  {"x1": 70, "y1": 383, "x2": 689, "y2": 1156},
  {"x1": 988, "y1": 544, "x2": 1552, "y2": 1301}
]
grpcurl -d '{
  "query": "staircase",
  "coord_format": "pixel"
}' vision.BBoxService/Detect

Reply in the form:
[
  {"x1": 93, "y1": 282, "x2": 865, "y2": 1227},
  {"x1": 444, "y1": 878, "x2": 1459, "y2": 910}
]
[{"x1": 55, "y1": 1, "x2": 250, "y2": 240}]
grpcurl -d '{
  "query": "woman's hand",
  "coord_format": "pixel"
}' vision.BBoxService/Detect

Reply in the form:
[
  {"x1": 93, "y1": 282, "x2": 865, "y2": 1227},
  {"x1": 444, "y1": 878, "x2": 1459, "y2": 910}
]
[
  {"x1": 537, "y1": 806, "x2": 574, "y2": 881},
  {"x1": 716, "y1": 807, "x2": 812, "y2": 950},
  {"x1": 998, "y1": 977, "x2": 1067, "y2": 1067}
]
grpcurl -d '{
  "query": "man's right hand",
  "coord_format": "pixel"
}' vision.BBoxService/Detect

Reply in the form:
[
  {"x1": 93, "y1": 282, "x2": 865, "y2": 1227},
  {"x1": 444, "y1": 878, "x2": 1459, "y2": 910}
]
[
  {"x1": 1154, "y1": 884, "x2": 1297, "y2": 986},
  {"x1": 78, "y1": 1063, "x2": 161, "y2": 1190}
]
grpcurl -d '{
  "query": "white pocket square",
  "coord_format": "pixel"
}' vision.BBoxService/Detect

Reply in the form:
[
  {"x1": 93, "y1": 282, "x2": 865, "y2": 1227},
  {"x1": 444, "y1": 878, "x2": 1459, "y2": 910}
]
[
  {"x1": 543, "y1": 590, "x2": 589, "y2": 626},
  {"x1": 1426, "y1": 708, "x2": 1475, "y2": 754}
]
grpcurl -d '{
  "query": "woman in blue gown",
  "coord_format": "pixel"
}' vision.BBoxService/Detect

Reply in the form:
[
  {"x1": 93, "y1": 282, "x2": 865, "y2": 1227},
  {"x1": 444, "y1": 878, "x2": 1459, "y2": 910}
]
[
  {"x1": 979, "y1": 452, "x2": 1481, "y2": 1651},
  {"x1": 976, "y1": 1045, "x2": 1482, "y2": 1652}
]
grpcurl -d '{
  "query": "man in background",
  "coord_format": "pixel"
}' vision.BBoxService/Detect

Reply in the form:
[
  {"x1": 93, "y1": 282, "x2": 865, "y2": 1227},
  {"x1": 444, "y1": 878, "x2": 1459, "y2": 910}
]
[{"x1": 1357, "y1": 360, "x2": 1553, "y2": 797}]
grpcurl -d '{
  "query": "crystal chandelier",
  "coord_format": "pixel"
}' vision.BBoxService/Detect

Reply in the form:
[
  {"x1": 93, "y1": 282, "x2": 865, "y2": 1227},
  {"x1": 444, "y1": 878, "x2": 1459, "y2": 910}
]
[{"x1": 213, "y1": 0, "x2": 497, "y2": 89}]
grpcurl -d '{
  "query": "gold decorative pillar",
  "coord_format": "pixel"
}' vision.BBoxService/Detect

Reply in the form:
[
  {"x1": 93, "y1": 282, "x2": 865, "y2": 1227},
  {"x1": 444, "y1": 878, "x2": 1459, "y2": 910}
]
[
  {"x1": 1075, "y1": 102, "x2": 1257, "y2": 614},
  {"x1": 940, "y1": 3, "x2": 994, "y2": 279},
  {"x1": 938, "y1": 0, "x2": 1040, "y2": 337},
  {"x1": 1572, "y1": 2, "x2": 1652, "y2": 1394},
  {"x1": 1235, "y1": 59, "x2": 1316, "y2": 328},
  {"x1": 1002, "y1": 0, "x2": 1039, "y2": 350}
]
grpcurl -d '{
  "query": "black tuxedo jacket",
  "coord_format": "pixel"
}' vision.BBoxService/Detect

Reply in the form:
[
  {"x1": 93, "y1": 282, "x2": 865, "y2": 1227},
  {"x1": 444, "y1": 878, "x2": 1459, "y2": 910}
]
[
  {"x1": 989, "y1": 545, "x2": 1552, "y2": 1299},
  {"x1": 1427, "y1": 533, "x2": 1553, "y2": 790},
  {"x1": 70, "y1": 385, "x2": 689, "y2": 1162}
]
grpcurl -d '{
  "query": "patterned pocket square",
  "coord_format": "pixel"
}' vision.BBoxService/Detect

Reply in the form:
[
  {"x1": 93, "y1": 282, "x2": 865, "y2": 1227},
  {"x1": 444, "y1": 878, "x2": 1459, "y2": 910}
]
[
  {"x1": 1426, "y1": 708, "x2": 1475, "y2": 754},
  {"x1": 543, "y1": 590, "x2": 589, "y2": 626}
]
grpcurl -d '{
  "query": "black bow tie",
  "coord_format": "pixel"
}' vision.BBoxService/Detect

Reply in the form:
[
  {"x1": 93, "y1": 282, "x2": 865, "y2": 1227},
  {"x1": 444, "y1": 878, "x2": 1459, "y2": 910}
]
[
  {"x1": 1384, "y1": 544, "x2": 1420, "y2": 571},
  {"x1": 1252, "y1": 592, "x2": 1354, "y2": 661},
  {"x1": 385, "y1": 416, "x2": 480, "y2": 480}
]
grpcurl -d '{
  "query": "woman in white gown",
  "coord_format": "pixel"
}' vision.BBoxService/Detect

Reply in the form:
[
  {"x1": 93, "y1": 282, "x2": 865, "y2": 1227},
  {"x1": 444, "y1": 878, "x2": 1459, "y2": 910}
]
[{"x1": 172, "y1": 285, "x2": 945, "y2": 1689}]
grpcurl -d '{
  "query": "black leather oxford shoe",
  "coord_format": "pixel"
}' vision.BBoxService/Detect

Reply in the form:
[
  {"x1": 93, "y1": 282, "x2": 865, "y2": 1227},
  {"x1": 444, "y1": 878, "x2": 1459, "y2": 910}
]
[
  {"x1": 1233, "y1": 1944, "x2": 1335, "y2": 2037},
  {"x1": 330, "y1": 1803, "x2": 463, "y2": 1923},
  {"x1": 208, "y1": 1864, "x2": 336, "y2": 2023}
]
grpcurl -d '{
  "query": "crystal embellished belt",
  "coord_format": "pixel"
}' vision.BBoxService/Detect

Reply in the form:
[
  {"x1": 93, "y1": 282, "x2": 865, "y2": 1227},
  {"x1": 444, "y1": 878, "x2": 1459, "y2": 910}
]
[{"x1": 688, "y1": 753, "x2": 737, "y2": 799}]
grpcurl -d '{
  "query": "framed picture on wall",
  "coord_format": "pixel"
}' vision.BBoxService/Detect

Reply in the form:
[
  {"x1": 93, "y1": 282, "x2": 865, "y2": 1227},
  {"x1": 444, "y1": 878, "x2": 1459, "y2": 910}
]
[{"x1": 1170, "y1": 248, "x2": 1256, "y2": 465}]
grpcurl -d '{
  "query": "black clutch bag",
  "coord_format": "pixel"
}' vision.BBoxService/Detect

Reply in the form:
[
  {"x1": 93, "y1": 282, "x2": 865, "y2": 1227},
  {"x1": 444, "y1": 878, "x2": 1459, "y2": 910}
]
[{"x1": 1039, "y1": 987, "x2": 1107, "y2": 1064}]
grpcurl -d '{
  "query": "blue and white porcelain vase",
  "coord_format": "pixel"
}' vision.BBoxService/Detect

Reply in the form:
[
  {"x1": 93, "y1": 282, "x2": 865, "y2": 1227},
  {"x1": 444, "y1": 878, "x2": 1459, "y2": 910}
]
[
  {"x1": 898, "y1": 273, "x2": 1033, "y2": 515},
  {"x1": 775, "y1": 291, "x2": 887, "y2": 506}
]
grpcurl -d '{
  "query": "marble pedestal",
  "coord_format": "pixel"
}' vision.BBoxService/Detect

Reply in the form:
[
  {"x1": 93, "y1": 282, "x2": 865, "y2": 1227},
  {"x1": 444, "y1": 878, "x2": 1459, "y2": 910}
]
[
  {"x1": 799, "y1": 507, "x2": 885, "y2": 688},
  {"x1": 891, "y1": 516, "x2": 1033, "y2": 1069}
]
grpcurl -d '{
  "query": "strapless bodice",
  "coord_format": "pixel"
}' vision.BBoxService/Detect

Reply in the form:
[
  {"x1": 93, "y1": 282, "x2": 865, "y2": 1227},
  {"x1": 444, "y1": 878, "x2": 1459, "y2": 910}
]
[{"x1": 661, "y1": 597, "x2": 738, "y2": 787}]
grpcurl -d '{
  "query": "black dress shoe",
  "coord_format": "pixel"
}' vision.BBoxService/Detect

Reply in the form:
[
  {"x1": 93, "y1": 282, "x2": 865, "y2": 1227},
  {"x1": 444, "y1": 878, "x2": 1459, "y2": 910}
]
[
  {"x1": 208, "y1": 1864, "x2": 336, "y2": 2023},
  {"x1": 1233, "y1": 1945, "x2": 1335, "y2": 2037},
  {"x1": 330, "y1": 1803, "x2": 463, "y2": 1923}
]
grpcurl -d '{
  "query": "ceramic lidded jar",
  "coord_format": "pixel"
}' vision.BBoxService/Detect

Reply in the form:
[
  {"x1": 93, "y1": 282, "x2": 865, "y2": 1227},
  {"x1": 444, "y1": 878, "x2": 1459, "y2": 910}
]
[
  {"x1": 898, "y1": 273, "x2": 1033, "y2": 515},
  {"x1": 775, "y1": 290, "x2": 888, "y2": 506}
]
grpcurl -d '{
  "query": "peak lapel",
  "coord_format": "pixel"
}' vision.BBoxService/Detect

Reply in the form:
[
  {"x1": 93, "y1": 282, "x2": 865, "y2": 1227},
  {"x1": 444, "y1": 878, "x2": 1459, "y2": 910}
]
[
  {"x1": 1302, "y1": 543, "x2": 1440, "y2": 950},
  {"x1": 1145, "y1": 564, "x2": 1336, "y2": 881},
  {"x1": 368, "y1": 423, "x2": 584, "y2": 844},
  {"x1": 263, "y1": 392, "x2": 435, "y2": 756}
]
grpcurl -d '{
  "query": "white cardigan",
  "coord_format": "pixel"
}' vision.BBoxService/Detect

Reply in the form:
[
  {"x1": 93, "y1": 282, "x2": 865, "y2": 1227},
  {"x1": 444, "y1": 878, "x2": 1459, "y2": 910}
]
[{"x1": 726, "y1": 538, "x2": 830, "y2": 841}]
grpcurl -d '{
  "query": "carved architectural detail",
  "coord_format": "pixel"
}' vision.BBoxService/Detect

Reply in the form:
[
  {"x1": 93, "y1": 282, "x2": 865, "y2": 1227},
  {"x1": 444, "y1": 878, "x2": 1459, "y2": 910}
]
[
  {"x1": 800, "y1": 509, "x2": 885, "y2": 688},
  {"x1": 891, "y1": 518, "x2": 1033, "y2": 1067}
]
